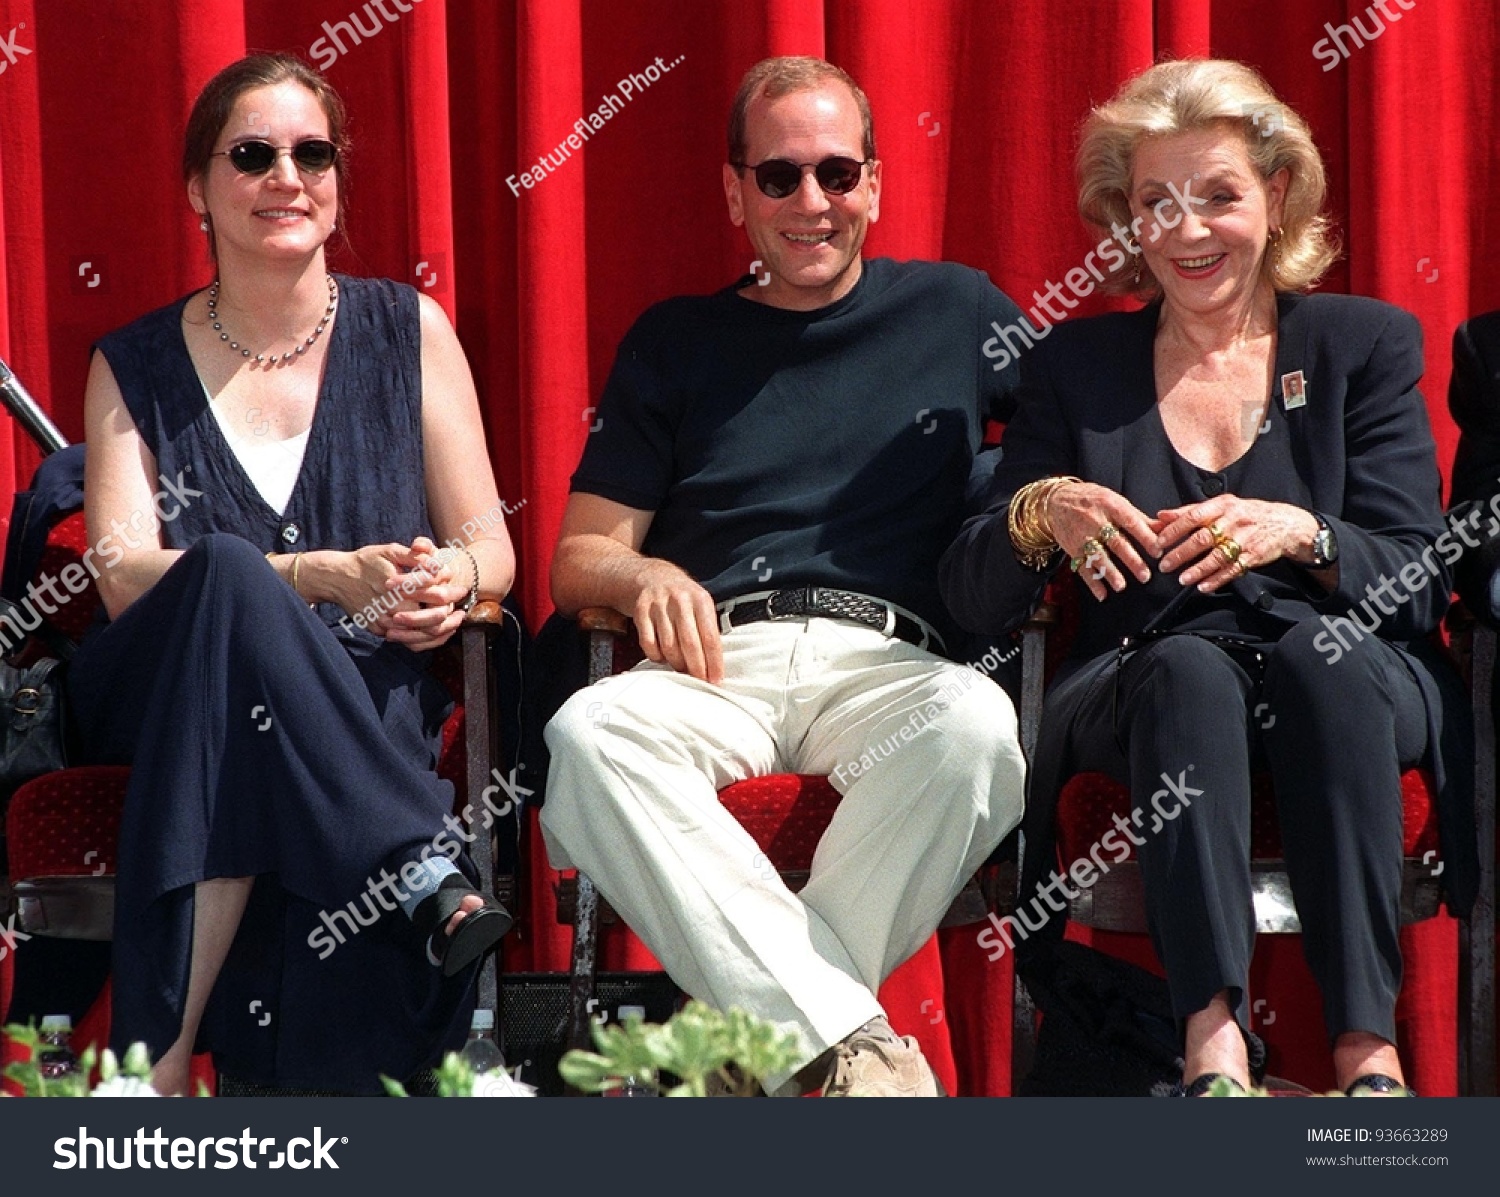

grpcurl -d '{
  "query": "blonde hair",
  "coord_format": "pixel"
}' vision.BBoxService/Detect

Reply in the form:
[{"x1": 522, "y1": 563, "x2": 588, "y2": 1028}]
[{"x1": 1076, "y1": 58, "x2": 1337, "y2": 298}]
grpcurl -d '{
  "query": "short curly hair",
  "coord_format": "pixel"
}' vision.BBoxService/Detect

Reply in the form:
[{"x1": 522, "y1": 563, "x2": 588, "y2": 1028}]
[{"x1": 1076, "y1": 58, "x2": 1337, "y2": 298}]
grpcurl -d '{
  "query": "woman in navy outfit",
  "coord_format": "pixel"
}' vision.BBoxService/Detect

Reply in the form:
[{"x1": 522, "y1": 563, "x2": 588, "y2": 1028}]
[
  {"x1": 70, "y1": 53, "x2": 516, "y2": 1095},
  {"x1": 942, "y1": 59, "x2": 1474, "y2": 1096}
]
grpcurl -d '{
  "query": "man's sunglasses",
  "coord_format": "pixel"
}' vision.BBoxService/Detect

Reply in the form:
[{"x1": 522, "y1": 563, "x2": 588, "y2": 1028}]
[
  {"x1": 212, "y1": 139, "x2": 340, "y2": 175},
  {"x1": 734, "y1": 156, "x2": 871, "y2": 200}
]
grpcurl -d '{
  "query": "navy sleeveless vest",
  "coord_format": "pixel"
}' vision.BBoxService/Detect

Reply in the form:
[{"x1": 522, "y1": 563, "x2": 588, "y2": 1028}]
[{"x1": 95, "y1": 274, "x2": 431, "y2": 626}]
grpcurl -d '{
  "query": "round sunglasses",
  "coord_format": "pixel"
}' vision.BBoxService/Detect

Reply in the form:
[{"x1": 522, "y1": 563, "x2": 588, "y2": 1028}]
[
  {"x1": 734, "y1": 156, "x2": 871, "y2": 200},
  {"x1": 211, "y1": 138, "x2": 340, "y2": 176}
]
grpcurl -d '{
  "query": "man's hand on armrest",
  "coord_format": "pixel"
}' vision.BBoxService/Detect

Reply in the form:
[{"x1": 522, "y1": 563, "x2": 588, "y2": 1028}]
[{"x1": 552, "y1": 493, "x2": 724, "y2": 683}]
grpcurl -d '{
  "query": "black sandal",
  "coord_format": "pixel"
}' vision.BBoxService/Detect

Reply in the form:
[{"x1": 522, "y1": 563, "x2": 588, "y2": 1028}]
[{"x1": 411, "y1": 875, "x2": 513, "y2": 977}]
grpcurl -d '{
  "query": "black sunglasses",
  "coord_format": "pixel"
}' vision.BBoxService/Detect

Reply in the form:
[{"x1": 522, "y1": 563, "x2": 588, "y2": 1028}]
[
  {"x1": 734, "y1": 156, "x2": 870, "y2": 200},
  {"x1": 212, "y1": 139, "x2": 339, "y2": 175}
]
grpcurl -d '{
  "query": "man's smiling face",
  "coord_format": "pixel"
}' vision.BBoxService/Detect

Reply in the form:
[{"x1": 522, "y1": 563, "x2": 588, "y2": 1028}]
[{"x1": 723, "y1": 81, "x2": 881, "y2": 311}]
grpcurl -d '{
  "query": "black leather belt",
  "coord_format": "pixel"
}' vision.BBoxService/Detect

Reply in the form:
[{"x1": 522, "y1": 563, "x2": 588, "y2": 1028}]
[{"x1": 718, "y1": 587, "x2": 941, "y2": 652}]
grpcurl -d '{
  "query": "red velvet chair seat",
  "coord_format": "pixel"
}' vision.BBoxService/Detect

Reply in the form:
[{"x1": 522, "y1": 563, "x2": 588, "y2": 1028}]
[
  {"x1": 718, "y1": 774, "x2": 843, "y2": 875},
  {"x1": 7, "y1": 766, "x2": 129, "y2": 882},
  {"x1": 1057, "y1": 768, "x2": 1441, "y2": 865}
]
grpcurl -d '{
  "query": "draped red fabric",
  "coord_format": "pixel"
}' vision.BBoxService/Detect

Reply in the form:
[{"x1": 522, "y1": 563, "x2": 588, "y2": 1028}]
[{"x1": 1, "y1": 0, "x2": 1494, "y2": 1095}]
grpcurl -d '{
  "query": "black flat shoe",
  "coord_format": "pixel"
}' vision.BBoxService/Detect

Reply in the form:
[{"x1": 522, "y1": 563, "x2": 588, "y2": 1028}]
[
  {"x1": 412, "y1": 875, "x2": 514, "y2": 977},
  {"x1": 1172, "y1": 1072, "x2": 1249, "y2": 1097},
  {"x1": 1345, "y1": 1073, "x2": 1416, "y2": 1097}
]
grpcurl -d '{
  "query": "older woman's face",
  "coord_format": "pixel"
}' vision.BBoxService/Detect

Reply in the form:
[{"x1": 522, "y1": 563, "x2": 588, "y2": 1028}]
[
  {"x1": 1128, "y1": 127, "x2": 1287, "y2": 321},
  {"x1": 188, "y1": 81, "x2": 339, "y2": 268}
]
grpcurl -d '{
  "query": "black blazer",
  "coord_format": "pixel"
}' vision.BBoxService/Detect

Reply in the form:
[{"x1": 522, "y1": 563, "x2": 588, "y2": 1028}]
[
  {"x1": 1446, "y1": 310, "x2": 1500, "y2": 622},
  {"x1": 943, "y1": 292, "x2": 1450, "y2": 645},
  {"x1": 941, "y1": 291, "x2": 1476, "y2": 918}
]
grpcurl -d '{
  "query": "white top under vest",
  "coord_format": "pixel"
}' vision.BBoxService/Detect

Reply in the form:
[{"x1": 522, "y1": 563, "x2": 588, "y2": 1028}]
[{"x1": 204, "y1": 382, "x2": 309, "y2": 516}]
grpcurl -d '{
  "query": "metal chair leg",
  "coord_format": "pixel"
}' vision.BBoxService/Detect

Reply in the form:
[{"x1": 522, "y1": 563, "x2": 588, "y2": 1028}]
[
  {"x1": 1010, "y1": 619, "x2": 1049, "y2": 1092},
  {"x1": 461, "y1": 620, "x2": 501, "y2": 1024},
  {"x1": 566, "y1": 871, "x2": 601, "y2": 1058},
  {"x1": 1461, "y1": 625, "x2": 1497, "y2": 1096}
]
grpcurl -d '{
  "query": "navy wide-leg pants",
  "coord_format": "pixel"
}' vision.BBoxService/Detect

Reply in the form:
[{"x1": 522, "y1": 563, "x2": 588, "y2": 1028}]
[{"x1": 68, "y1": 535, "x2": 474, "y2": 1091}]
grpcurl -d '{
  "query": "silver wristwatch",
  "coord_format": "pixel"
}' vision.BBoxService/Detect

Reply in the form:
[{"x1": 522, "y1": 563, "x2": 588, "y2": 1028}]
[{"x1": 1310, "y1": 513, "x2": 1339, "y2": 568}]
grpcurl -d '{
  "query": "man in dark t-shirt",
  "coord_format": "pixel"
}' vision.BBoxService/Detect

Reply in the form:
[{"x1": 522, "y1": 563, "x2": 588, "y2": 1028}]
[{"x1": 541, "y1": 56, "x2": 1027, "y2": 1097}]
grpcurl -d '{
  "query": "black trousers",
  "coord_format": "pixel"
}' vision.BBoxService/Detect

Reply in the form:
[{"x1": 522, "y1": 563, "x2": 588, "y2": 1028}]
[{"x1": 1063, "y1": 619, "x2": 1427, "y2": 1044}]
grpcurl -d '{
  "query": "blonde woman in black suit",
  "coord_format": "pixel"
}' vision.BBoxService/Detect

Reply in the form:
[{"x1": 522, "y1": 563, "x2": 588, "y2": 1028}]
[{"x1": 943, "y1": 59, "x2": 1474, "y2": 1097}]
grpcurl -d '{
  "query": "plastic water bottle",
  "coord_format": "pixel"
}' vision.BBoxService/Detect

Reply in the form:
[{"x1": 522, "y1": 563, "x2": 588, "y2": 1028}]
[
  {"x1": 37, "y1": 1014, "x2": 80, "y2": 1080},
  {"x1": 611, "y1": 1004, "x2": 658, "y2": 1097},
  {"x1": 460, "y1": 1009, "x2": 506, "y2": 1075}
]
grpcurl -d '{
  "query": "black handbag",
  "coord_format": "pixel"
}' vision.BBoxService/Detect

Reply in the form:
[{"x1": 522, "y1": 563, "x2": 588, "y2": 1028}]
[{"x1": 0, "y1": 595, "x2": 73, "y2": 798}]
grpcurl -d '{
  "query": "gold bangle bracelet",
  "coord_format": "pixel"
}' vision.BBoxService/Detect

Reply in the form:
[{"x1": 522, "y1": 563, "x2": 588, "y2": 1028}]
[
  {"x1": 1008, "y1": 475, "x2": 1079, "y2": 570},
  {"x1": 291, "y1": 552, "x2": 304, "y2": 599}
]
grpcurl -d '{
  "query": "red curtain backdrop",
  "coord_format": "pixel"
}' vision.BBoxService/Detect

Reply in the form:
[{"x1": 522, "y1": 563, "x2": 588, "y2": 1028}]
[{"x1": 2, "y1": 0, "x2": 1495, "y2": 1095}]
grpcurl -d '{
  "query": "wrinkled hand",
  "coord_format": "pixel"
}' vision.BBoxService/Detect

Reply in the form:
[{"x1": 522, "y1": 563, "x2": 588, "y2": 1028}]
[
  {"x1": 1045, "y1": 481, "x2": 1159, "y2": 601},
  {"x1": 1155, "y1": 496, "x2": 1320, "y2": 592},
  {"x1": 632, "y1": 561, "x2": 723, "y2": 683}
]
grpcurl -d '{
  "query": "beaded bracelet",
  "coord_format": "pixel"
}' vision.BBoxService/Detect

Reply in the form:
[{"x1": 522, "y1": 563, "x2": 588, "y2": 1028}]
[{"x1": 455, "y1": 545, "x2": 480, "y2": 613}]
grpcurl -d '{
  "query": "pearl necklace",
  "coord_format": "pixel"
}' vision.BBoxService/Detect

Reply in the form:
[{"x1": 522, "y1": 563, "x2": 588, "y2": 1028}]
[{"x1": 207, "y1": 275, "x2": 338, "y2": 366}]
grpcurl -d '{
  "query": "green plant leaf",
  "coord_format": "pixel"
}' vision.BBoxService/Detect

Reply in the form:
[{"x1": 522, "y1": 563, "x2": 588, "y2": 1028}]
[
  {"x1": 122, "y1": 1042, "x2": 153, "y2": 1079},
  {"x1": 558, "y1": 1050, "x2": 627, "y2": 1093},
  {"x1": 557, "y1": 1002, "x2": 803, "y2": 1096},
  {"x1": 380, "y1": 1075, "x2": 410, "y2": 1097}
]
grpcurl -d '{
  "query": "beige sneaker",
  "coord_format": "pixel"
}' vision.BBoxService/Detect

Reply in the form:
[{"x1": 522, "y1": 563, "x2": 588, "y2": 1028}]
[
  {"x1": 704, "y1": 1063, "x2": 764, "y2": 1097},
  {"x1": 821, "y1": 1018, "x2": 946, "y2": 1097}
]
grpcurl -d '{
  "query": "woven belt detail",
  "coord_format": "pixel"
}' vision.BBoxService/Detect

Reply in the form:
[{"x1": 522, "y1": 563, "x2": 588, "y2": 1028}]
[{"x1": 718, "y1": 588, "x2": 941, "y2": 652}]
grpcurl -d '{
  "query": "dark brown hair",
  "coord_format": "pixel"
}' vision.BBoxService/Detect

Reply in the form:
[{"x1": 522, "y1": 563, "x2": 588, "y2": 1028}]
[
  {"x1": 727, "y1": 56, "x2": 875, "y2": 166},
  {"x1": 183, "y1": 53, "x2": 349, "y2": 258}
]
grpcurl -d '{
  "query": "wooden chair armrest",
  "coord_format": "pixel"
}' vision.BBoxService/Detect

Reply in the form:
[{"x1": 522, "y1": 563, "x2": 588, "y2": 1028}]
[
  {"x1": 577, "y1": 607, "x2": 630, "y2": 636},
  {"x1": 462, "y1": 599, "x2": 506, "y2": 626},
  {"x1": 1023, "y1": 600, "x2": 1059, "y2": 630}
]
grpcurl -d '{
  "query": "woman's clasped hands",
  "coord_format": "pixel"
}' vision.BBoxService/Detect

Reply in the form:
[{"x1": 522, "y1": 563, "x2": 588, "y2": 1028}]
[
  {"x1": 322, "y1": 535, "x2": 477, "y2": 648},
  {"x1": 1045, "y1": 481, "x2": 1318, "y2": 600}
]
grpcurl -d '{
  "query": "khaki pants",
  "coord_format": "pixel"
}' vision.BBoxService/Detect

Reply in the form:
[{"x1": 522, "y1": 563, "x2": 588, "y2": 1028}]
[{"x1": 541, "y1": 617, "x2": 1025, "y2": 1092}]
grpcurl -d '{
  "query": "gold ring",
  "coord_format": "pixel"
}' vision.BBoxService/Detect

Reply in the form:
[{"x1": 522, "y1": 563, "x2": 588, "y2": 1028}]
[
  {"x1": 1071, "y1": 537, "x2": 1104, "y2": 573},
  {"x1": 1206, "y1": 522, "x2": 1224, "y2": 541},
  {"x1": 1097, "y1": 523, "x2": 1120, "y2": 544},
  {"x1": 1234, "y1": 560, "x2": 1249, "y2": 578},
  {"x1": 1218, "y1": 538, "x2": 1243, "y2": 565}
]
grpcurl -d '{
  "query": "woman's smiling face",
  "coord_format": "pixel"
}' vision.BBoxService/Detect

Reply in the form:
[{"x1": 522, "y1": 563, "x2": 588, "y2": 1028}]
[{"x1": 1129, "y1": 127, "x2": 1288, "y2": 320}]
